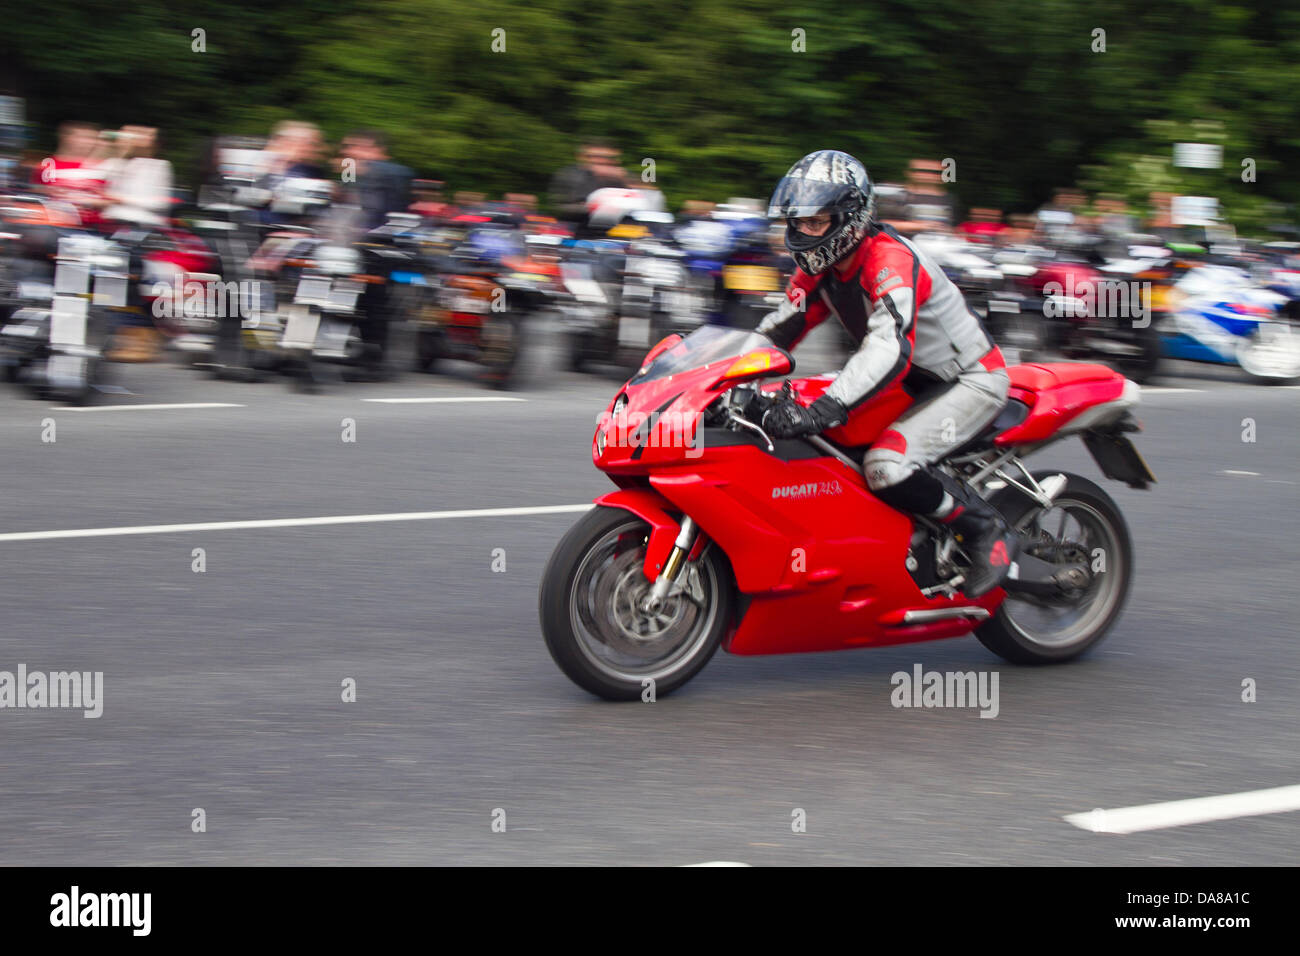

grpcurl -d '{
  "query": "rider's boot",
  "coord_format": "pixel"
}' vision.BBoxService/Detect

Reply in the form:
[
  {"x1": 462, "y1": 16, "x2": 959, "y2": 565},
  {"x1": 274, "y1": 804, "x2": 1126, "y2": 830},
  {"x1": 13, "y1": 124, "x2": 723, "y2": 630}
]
[
  {"x1": 874, "y1": 467, "x2": 1018, "y2": 599},
  {"x1": 930, "y1": 470, "x2": 1019, "y2": 598}
]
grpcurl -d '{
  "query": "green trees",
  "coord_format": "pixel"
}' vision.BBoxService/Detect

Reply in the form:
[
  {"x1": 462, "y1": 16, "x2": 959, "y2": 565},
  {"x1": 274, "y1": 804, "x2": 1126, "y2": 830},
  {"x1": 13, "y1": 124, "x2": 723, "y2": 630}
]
[{"x1": 4, "y1": 0, "x2": 1297, "y2": 231}]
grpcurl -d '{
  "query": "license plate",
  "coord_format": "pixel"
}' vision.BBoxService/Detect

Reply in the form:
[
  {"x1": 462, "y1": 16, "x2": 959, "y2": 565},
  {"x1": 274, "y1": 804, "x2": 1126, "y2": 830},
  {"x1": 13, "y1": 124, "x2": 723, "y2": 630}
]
[
  {"x1": 723, "y1": 265, "x2": 780, "y2": 292},
  {"x1": 18, "y1": 281, "x2": 52, "y2": 301},
  {"x1": 660, "y1": 290, "x2": 696, "y2": 313},
  {"x1": 449, "y1": 294, "x2": 487, "y2": 315},
  {"x1": 295, "y1": 276, "x2": 331, "y2": 304},
  {"x1": 280, "y1": 305, "x2": 321, "y2": 349},
  {"x1": 327, "y1": 281, "x2": 363, "y2": 311},
  {"x1": 988, "y1": 300, "x2": 1020, "y2": 314}
]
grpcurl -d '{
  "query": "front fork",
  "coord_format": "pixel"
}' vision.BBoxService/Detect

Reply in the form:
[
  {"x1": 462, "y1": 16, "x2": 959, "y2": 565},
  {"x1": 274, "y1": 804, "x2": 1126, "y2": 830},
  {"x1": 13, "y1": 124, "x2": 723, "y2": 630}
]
[{"x1": 640, "y1": 516, "x2": 698, "y2": 614}]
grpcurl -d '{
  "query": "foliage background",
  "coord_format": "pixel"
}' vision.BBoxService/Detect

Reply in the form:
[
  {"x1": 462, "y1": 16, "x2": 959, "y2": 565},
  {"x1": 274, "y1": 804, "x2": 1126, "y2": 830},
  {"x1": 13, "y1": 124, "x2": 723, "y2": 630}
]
[{"x1": 3, "y1": 0, "x2": 1298, "y2": 231}]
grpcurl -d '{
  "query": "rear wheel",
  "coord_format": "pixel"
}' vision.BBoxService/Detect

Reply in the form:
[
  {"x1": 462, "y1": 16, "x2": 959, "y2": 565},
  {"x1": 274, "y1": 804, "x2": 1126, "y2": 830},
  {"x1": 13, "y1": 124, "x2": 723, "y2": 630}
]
[
  {"x1": 413, "y1": 327, "x2": 441, "y2": 372},
  {"x1": 1109, "y1": 320, "x2": 1162, "y2": 383},
  {"x1": 539, "y1": 506, "x2": 734, "y2": 700},
  {"x1": 480, "y1": 310, "x2": 522, "y2": 389},
  {"x1": 976, "y1": 472, "x2": 1132, "y2": 664}
]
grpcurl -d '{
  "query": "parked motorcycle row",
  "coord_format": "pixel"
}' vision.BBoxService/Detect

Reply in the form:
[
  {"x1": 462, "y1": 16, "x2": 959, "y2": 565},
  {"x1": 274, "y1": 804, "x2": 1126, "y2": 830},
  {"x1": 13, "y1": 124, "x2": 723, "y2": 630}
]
[
  {"x1": 0, "y1": 181, "x2": 794, "y2": 403},
  {"x1": 915, "y1": 230, "x2": 1300, "y2": 385},
  {"x1": 4, "y1": 181, "x2": 1299, "y2": 405}
]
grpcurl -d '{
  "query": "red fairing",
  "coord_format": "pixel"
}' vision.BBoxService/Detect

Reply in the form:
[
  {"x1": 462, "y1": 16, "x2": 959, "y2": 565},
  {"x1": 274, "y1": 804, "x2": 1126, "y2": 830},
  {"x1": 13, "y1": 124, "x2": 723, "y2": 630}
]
[
  {"x1": 997, "y1": 363, "x2": 1126, "y2": 445},
  {"x1": 587, "y1": 343, "x2": 1127, "y2": 657}
]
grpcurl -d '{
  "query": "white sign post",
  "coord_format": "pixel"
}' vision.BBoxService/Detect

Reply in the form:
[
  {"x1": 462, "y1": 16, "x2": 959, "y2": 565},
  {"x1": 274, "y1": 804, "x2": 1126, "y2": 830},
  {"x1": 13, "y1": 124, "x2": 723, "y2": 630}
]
[{"x1": 1173, "y1": 143, "x2": 1223, "y2": 169}]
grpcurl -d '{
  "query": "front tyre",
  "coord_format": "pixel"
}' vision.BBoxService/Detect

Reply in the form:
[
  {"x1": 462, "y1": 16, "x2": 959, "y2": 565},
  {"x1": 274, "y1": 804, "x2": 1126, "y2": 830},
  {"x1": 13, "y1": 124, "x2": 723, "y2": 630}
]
[
  {"x1": 976, "y1": 472, "x2": 1133, "y2": 664},
  {"x1": 1237, "y1": 324, "x2": 1300, "y2": 385},
  {"x1": 539, "y1": 506, "x2": 734, "y2": 700}
]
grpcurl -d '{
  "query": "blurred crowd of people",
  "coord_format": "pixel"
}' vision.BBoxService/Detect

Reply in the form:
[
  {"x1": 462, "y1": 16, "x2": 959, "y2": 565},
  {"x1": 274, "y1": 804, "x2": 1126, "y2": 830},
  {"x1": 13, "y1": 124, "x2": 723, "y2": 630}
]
[
  {"x1": 5, "y1": 116, "x2": 1242, "y2": 256},
  {"x1": 873, "y1": 158, "x2": 1200, "y2": 256}
]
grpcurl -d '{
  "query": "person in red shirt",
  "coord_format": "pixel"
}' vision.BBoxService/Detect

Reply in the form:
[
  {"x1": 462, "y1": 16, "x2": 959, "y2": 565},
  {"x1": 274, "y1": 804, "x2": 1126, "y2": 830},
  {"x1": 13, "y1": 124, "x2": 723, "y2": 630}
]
[
  {"x1": 35, "y1": 121, "x2": 110, "y2": 224},
  {"x1": 957, "y1": 208, "x2": 1007, "y2": 244}
]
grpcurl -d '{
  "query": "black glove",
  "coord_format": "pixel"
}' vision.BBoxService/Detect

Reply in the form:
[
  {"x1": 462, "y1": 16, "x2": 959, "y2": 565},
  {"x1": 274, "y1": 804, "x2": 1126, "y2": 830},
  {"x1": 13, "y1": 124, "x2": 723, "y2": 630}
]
[{"x1": 762, "y1": 393, "x2": 848, "y2": 439}]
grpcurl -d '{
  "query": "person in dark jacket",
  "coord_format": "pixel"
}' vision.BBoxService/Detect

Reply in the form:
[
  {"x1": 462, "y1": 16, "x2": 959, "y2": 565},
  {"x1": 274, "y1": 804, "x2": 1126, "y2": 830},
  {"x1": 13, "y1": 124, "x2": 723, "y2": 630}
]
[
  {"x1": 339, "y1": 130, "x2": 413, "y2": 230},
  {"x1": 336, "y1": 130, "x2": 413, "y2": 379},
  {"x1": 549, "y1": 141, "x2": 629, "y2": 232}
]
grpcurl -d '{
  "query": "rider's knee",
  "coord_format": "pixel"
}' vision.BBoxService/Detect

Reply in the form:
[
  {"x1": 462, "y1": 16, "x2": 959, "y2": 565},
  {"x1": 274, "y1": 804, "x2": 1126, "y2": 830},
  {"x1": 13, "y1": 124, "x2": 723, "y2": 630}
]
[{"x1": 863, "y1": 446, "x2": 918, "y2": 491}]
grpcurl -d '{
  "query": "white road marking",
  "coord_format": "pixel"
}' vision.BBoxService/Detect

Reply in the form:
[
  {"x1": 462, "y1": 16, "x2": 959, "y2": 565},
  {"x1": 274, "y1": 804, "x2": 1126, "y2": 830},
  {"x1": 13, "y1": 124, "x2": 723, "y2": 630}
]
[
  {"x1": 1139, "y1": 387, "x2": 1203, "y2": 394},
  {"x1": 1219, "y1": 470, "x2": 1260, "y2": 477},
  {"x1": 52, "y1": 402, "x2": 246, "y2": 412},
  {"x1": 1065, "y1": 783, "x2": 1300, "y2": 834},
  {"x1": 0, "y1": 504, "x2": 594, "y2": 543},
  {"x1": 362, "y1": 396, "x2": 528, "y2": 404},
  {"x1": 682, "y1": 862, "x2": 753, "y2": 867}
]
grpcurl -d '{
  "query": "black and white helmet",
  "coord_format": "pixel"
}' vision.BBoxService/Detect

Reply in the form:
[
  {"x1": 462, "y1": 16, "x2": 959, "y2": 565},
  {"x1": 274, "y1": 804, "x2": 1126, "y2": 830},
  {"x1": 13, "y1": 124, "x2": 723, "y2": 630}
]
[{"x1": 767, "y1": 150, "x2": 875, "y2": 275}]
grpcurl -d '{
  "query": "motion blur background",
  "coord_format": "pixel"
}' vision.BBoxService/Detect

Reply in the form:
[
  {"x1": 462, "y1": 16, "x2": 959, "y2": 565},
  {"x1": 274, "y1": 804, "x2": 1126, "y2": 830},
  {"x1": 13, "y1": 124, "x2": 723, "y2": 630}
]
[
  {"x1": 1, "y1": 1, "x2": 1299, "y2": 869},
  {"x1": 4, "y1": 0, "x2": 1299, "y2": 230}
]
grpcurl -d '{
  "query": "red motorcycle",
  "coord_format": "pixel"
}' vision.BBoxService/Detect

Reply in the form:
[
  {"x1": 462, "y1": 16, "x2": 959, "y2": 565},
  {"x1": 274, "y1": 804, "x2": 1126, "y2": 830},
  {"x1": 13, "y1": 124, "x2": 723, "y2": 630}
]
[{"x1": 540, "y1": 326, "x2": 1155, "y2": 699}]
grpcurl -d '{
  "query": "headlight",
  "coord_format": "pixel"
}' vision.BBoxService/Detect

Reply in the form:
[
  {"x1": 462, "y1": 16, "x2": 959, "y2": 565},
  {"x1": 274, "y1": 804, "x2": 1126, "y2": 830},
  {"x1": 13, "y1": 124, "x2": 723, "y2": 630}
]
[
  {"x1": 612, "y1": 392, "x2": 628, "y2": 416},
  {"x1": 595, "y1": 429, "x2": 607, "y2": 455}
]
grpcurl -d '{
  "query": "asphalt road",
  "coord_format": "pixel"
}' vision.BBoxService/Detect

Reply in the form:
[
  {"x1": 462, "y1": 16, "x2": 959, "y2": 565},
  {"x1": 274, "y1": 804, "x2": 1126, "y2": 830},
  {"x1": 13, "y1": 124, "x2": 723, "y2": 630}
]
[{"x1": 1, "y1": 323, "x2": 1298, "y2": 865}]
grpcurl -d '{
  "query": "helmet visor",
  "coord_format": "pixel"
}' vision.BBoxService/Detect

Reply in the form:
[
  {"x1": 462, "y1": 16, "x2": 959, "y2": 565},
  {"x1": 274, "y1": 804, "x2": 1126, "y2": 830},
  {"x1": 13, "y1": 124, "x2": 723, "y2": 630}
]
[{"x1": 767, "y1": 176, "x2": 858, "y2": 220}]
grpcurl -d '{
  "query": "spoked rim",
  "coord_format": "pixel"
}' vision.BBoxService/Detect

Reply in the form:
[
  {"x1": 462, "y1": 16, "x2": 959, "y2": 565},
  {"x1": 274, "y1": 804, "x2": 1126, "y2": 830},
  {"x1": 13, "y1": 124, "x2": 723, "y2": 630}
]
[
  {"x1": 1001, "y1": 499, "x2": 1124, "y2": 649},
  {"x1": 568, "y1": 520, "x2": 719, "y2": 683}
]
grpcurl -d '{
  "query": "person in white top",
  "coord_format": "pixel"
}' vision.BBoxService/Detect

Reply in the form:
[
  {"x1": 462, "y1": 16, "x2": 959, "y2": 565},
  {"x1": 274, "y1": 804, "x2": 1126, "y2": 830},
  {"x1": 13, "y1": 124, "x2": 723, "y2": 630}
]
[{"x1": 103, "y1": 126, "x2": 173, "y2": 226}]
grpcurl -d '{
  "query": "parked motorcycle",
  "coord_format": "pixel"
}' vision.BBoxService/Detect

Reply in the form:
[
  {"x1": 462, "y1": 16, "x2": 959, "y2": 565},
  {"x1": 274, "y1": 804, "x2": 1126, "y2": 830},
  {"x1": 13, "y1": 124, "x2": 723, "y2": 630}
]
[
  {"x1": 560, "y1": 222, "x2": 702, "y2": 373},
  {"x1": 0, "y1": 230, "x2": 127, "y2": 403},
  {"x1": 1155, "y1": 262, "x2": 1300, "y2": 384},
  {"x1": 999, "y1": 244, "x2": 1162, "y2": 382},
  {"x1": 539, "y1": 325, "x2": 1153, "y2": 700},
  {"x1": 412, "y1": 224, "x2": 557, "y2": 388}
]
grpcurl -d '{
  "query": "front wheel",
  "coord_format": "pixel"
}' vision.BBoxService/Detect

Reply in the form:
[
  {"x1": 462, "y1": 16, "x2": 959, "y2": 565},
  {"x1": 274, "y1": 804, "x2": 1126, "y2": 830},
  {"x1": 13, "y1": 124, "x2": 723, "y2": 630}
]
[
  {"x1": 539, "y1": 506, "x2": 734, "y2": 700},
  {"x1": 976, "y1": 472, "x2": 1133, "y2": 664},
  {"x1": 1237, "y1": 324, "x2": 1300, "y2": 384}
]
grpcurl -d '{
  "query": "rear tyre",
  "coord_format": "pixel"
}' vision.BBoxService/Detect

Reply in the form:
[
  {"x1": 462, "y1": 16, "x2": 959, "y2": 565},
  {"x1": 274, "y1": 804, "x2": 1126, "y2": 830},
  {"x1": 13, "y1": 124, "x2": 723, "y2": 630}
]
[
  {"x1": 481, "y1": 311, "x2": 522, "y2": 389},
  {"x1": 539, "y1": 506, "x2": 734, "y2": 700},
  {"x1": 413, "y1": 328, "x2": 441, "y2": 373},
  {"x1": 975, "y1": 472, "x2": 1132, "y2": 664},
  {"x1": 1111, "y1": 320, "x2": 1162, "y2": 384},
  {"x1": 565, "y1": 329, "x2": 589, "y2": 373}
]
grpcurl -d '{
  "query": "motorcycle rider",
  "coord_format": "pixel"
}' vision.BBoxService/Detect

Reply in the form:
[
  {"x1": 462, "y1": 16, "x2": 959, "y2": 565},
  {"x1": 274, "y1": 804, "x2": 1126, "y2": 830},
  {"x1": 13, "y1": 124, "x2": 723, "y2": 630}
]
[{"x1": 757, "y1": 150, "x2": 1017, "y2": 597}]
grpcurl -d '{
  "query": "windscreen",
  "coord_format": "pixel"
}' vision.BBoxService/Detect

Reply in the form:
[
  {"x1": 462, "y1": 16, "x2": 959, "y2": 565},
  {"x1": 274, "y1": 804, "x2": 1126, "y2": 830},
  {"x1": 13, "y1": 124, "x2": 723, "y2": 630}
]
[{"x1": 634, "y1": 326, "x2": 774, "y2": 382}]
